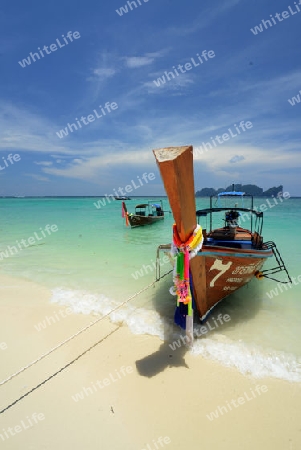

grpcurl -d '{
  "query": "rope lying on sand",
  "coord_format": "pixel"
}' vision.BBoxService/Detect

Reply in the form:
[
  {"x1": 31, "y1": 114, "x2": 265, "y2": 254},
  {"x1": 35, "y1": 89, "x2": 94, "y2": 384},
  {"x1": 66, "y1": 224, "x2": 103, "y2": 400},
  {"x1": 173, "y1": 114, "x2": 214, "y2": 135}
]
[
  {"x1": 0, "y1": 328, "x2": 119, "y2": 415},
  {"x1": 0, "y1": 270, "x2": 172, "y2": 415}
]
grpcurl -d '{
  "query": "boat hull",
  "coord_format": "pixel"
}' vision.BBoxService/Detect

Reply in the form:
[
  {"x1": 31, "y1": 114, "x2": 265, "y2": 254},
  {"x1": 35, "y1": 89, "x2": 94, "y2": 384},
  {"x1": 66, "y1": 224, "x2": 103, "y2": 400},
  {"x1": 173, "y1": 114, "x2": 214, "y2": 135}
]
[
  {"x1": 190, "y1": 245, "x2": 273, "y2": 320},
  {"x1": 128, "y1": 214, "x2": 164, "y2": 228},
  {"x1": 153, "y1": 145, "x2": 290, "y2": 328}
]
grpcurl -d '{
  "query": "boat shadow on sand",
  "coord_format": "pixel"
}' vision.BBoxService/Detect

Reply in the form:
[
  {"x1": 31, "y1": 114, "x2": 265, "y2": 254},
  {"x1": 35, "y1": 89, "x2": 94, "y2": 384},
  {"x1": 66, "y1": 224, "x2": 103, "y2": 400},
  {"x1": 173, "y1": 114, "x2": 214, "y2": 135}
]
[{"x1": 135, "y1": 275, "x2": 264, "y2": 378}]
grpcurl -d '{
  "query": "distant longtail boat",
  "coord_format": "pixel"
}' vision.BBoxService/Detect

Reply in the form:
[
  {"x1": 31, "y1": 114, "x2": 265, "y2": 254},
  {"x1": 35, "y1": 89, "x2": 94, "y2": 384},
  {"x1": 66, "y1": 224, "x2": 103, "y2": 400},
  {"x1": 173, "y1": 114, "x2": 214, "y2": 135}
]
[{"x1": 122, "y1": 200, "x2": 164, "y2": 228}]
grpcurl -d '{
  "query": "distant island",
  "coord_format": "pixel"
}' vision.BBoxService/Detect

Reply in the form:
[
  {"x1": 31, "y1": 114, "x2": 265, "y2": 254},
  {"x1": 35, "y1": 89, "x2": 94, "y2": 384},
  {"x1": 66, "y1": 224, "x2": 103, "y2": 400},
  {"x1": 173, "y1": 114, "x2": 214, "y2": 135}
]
[{"x1": 195, "y1": 184, "x2": 283, "y2": 197}]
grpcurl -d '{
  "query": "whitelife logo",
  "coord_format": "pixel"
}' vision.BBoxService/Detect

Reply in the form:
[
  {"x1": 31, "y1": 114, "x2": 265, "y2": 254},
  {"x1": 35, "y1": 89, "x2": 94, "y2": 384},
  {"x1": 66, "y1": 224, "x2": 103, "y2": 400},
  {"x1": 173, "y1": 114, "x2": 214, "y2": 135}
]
[
  {"x1": 93, "y1": 172, "x2": 155, "y2": 209},
  {"x1": 131, "y1": 253, "x2": 170, "y2": 280},
  {"x1": 0, "y1": 342, "x2": 8, "y2": 351},
  {"x1": 169, "y1": 314, "x2": 231, "y2": 351},
  {"x1": 206, "y1": 385, "x2": 268, "y2": 421},
  {"x1": 153, "y1": 50, "x2": 215, "y2": 87},
  {"x1": 0, "y1": 413, "x2": 45, "y2": 442},
  {"x1": 116, "y1": 0, "x2": 150, "y2": 16},
  {"x1": 56, "y1": 101, "x2": 118, "y2": 139},
  {"x1": 288, "y1": 89, "x2": 301, "y2": 106},
  {"x1": 140, "y1": 436, "x2": 171, "y2": 450},
  {"x1": 18, "y1": 31, "x2": 81, "y2": 68},
  {"x1": 237, "y1": 191, "x2": 290, "y2": 224},
  {"x1": 71, "y1": 366, "x2": 133, "y2": 402},
  {"x1": 266, "y1": 274, "x2": 301, "y2": 299},
  {"x1": 0, "y1": 153, "x2": 21, "y2": 171},
  {"x1": 0, "y1": 224, "x2": 58, "y2": 261},
  {"x1": 250, "y1": 1, "x2": 301, "y2": 35},
  {"x1": 193, "y1": 120, "x2": 253, "y2": 158},
  {"x1": 33, "y1": 307, "x2": 74, "y2": 332}
]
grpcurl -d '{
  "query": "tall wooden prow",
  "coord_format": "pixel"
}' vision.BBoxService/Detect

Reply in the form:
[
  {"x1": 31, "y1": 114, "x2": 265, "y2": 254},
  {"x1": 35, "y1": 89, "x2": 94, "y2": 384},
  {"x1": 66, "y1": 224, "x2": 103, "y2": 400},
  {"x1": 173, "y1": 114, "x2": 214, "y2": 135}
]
[
  {"x1": 153, "y1": 146, "x2": 197, "y2": 241},
  {"x1": 153, "y1": 146, "x2": 204, "y2": 340}
]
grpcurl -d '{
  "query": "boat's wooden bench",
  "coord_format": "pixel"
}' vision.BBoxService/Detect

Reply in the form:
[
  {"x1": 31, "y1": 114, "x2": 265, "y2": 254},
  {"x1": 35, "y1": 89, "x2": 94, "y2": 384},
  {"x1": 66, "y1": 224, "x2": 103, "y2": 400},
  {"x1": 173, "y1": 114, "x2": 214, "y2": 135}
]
[{"x1": 209, "y1": 228, "x2": 252, "y2": 241}]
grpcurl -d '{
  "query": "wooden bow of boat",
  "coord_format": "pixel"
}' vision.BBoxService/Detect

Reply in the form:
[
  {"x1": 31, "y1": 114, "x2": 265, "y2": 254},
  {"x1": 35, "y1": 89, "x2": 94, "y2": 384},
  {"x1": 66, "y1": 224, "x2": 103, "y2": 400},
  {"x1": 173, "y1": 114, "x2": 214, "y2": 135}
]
[
  {"x1": 153, "y1": 142, "x2": 291, "y2": 331},
  {"x1": 153, "y1": 146, "x2": 196, "y2": 242},
  {"x1": 152, "y1": 145, "x2": 288, "y2": 323},
  {"x1": 153, "y1": 146, "x2": 207, "y2": 323}
]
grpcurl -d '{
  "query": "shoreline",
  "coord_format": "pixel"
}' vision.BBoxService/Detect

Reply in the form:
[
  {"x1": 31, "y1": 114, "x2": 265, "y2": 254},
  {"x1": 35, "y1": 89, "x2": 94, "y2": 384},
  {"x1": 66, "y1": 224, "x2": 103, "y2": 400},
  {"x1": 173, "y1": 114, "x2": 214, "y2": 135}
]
[{"x1": 0, "y1": 272, "x2": 301, "y2": 449}]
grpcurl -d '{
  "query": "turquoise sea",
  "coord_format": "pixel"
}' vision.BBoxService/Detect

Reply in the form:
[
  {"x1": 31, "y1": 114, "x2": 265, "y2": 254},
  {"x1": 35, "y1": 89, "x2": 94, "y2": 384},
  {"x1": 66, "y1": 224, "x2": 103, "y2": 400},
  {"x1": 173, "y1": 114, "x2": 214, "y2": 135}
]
[{"x1": 0, "y1": 196, "x2": 300, "y2": 382}]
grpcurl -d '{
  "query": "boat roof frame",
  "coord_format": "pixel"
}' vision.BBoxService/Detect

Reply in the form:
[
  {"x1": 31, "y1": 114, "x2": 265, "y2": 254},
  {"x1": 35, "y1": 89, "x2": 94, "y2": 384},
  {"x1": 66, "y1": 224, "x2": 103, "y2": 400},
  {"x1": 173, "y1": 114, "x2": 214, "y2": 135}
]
[
  {"x1": 135, "y1": 203, "x2": 149, "y2": 208},
  {"x1": 217, "y1": 191, "x2": 246, "y2": 197},
  {"x1": 196, "y1": 206, "x2": 263, "y2": 235},
  {"x1": 196, "y1": 207, "x2": 263, "y2": 217},
  {"x1": 135, "y1": 200, "x2": 164, "y2": 214}
]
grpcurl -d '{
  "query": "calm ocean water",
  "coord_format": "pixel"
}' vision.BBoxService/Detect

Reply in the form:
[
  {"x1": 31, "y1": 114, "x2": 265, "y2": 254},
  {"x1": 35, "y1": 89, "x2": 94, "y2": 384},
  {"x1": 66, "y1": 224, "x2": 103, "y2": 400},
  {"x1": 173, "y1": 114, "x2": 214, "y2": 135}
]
[{"x1": 1, "y1": 196, "x2": 300, "y2": 381}]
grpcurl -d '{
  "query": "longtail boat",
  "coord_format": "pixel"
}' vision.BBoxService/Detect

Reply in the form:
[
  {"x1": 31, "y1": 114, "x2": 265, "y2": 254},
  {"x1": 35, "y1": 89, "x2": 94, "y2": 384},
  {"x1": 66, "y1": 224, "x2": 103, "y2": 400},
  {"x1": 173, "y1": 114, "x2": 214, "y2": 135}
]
[
  {"x1": 122, "y1": 200, "x2": 164, "y2": 228},
  {"x1": 153, "y1": 146, "x2": 291, "y2": 332}
]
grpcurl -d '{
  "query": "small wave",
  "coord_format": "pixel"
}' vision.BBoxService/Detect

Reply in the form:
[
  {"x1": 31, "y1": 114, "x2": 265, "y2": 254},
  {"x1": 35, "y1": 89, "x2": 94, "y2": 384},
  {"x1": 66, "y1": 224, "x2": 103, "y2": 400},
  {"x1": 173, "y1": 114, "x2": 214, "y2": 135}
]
[
  {"x1": 50, "y1": 287, "x2": 170, "y2": 338},
  {"x1": 50, "y1": 287, "x2": 301, "y2": 383},
  {"x1": 191, "y1": 336, "x2": 301, "y2": 383}
]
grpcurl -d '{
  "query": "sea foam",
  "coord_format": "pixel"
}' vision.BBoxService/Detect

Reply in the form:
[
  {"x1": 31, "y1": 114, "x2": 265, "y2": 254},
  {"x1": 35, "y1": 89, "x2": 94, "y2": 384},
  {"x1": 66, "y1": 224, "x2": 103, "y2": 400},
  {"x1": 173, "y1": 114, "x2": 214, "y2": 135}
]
[{"x1": 50, "y1": 287, "x2": 301, "y2": 383}]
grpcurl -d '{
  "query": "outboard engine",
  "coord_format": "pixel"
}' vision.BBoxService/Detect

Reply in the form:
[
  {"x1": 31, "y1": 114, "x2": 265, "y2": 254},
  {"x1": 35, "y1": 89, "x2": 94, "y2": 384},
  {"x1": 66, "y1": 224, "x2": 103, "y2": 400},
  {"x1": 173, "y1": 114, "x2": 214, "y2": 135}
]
[{"x1": 225, "y1": 210, "x2": 240, "y2": 234}]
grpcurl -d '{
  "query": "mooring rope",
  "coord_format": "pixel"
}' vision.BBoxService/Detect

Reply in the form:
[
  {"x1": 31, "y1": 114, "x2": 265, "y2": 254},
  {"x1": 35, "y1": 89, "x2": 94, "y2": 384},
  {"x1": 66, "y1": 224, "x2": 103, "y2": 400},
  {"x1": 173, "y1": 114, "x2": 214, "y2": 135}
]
[
  {"x1": 0, "y1": 277, "x2": 165, "y2": 386},
  {"x1": 0, "y1": 270, "x2": 172, "y2": 414},
  {"x1": 1, "y1": 315, "x2": 106, "y2": 387},
  {"x1": 0, "y1": 327, "x2": 119, "y2": 415}
]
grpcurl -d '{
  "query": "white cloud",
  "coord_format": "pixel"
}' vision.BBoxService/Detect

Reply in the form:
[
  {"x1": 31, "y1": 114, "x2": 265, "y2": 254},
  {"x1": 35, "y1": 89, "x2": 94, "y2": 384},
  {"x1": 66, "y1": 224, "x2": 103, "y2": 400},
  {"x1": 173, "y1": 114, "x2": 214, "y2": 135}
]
[
  {"x1": 34, "y1": 161, "x2": 53, "y2": 166},
  {"x1": 167, "y1": 0, "x2": 243, "y2": 35},
  {"x1": 229, "y1": 155, "x2": 245, "y2": 163},
  {"x1": 144, "y1": 73, "x2": 194, "y2": 94},
  {"x1": 93, "y1": 68, "x2": 116, "y2": 78},
  {"x1": 124, "y1": 56, "x2": 154, "y2": 68},
  {"x1": 25, "y1": 173, "x2": 50, "y2": 182},
  {"x1": 85, "y1": 52, "x2": 119, "y2": 99},
  {"x1": 42, "y1": 151, "x2": 153, "y2": 182},
  {"x1": 195, "y1": 144, "x2": 299, "y2": 175},
  {"x1": 0, "y1": 102, "x2": 74, "y2": 155},
  {"x1": 122, "y1": 50, "x2": 168, "y2": 69}
]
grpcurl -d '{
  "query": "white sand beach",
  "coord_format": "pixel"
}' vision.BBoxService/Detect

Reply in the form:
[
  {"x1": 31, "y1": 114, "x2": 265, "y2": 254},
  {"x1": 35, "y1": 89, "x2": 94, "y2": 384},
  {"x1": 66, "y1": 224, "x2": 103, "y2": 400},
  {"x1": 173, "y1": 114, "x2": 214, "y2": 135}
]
[{"x1": 0, "y1": 273, "x2": 301, "y2": 450}]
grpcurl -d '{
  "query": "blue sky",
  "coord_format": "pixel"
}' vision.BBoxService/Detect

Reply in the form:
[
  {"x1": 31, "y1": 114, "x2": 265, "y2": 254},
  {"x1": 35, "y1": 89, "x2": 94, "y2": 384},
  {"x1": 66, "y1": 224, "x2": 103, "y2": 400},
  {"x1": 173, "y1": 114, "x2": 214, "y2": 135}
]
[{"x1": 0, "y1": 0, "x2": 300, "y2": 196}]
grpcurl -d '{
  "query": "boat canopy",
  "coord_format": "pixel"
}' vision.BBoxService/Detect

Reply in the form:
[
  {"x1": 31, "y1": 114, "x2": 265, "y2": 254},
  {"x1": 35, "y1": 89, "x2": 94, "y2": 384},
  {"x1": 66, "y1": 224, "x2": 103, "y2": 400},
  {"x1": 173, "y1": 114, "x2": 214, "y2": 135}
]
[
  {"x1": 135, "y1": 204, "x2": 148, "y2": 208},
  {"x1": 218, "y1": 191, "x2": 245, "y2": 196},
  {"x1": 196, "y1": 207, "x2": 263, "y2": 217},
  {"x1": 217, "y1": 191, "x2": 246, "y2": 208},
  {"x1": 151, "y1": 203, "x2": 162, "y2": 208}
]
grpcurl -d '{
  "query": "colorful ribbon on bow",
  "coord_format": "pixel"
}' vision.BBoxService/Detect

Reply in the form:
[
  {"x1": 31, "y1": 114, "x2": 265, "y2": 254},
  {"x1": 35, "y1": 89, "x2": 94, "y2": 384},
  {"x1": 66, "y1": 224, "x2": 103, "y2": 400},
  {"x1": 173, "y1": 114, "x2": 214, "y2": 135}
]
[{"x1": 171, "y1": 224, "x2": 203, "y2": 336}]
